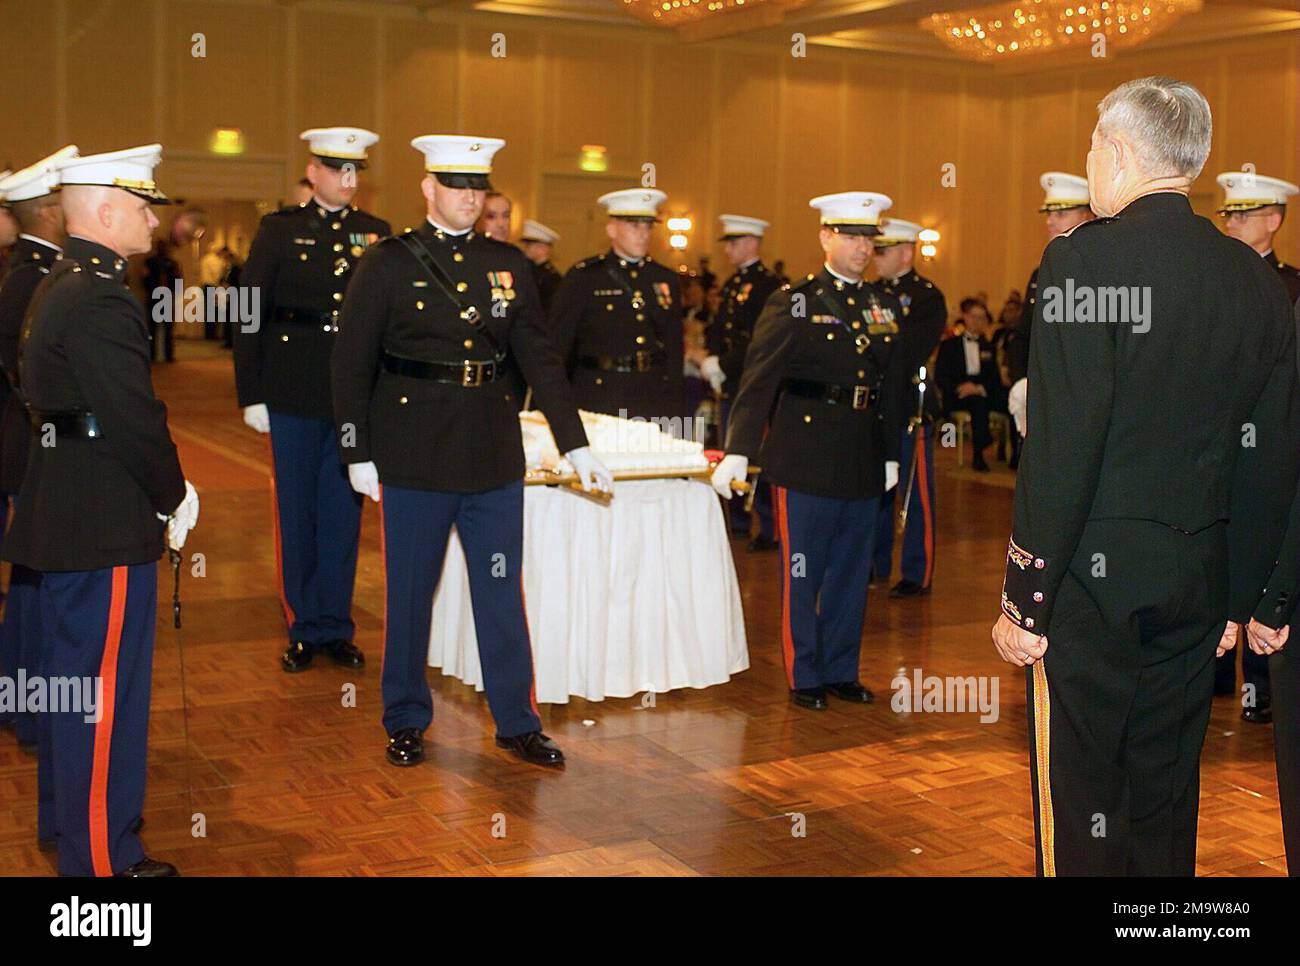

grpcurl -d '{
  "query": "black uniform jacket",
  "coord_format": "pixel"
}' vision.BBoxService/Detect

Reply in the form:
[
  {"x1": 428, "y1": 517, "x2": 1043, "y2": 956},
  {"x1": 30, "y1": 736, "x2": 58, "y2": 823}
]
[
  {"x1": 235, "y1": 201, "x2": 390, "y2": 420},
  {"x1": 2, "y1": 237, "x2": 186, "y2": 572},
  {"x1": 1001, "y1": 192, "x2": 1300, "y2": 635},
  {"x1": 877, "y1": 269, "x2": 947, "y2": 423},
  {"x1": 1265, "y1": 250, "x2": 1300, "y2": 306},
  {"x1": 1249, "y1": 297, "x2": 1300, "y2": 629},
  {"x1": 531, "y1": 259, "x2": 563, "y2": 315},
  {"x1": 1002, "y1": 267, "x2": 1038, "y2": 385},
  {"x1": 331, "y1": 221, "x2": 587, "y2": 494},
  {"x1": 725, "y1": 267, "x2": 909, "y2": 501},
  {"x1": 546, "y1": 250, "x2": 684, "y2": 421},
  {"x1": 0, "y1": 236, "x2": 61, "y2": 496},
  {"x1": 705, "y1": 260, "x2": 782, "y2": 397}
]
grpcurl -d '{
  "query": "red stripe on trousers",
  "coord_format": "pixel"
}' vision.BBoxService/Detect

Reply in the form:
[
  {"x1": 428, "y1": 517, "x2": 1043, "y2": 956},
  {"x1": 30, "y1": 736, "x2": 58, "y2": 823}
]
[
  {"x1": 916, "y1": 430, "x2": 935, "y2": 587},
  {"x1": 519, "y1": 572, "x2": 541, "y2": 718},
  {"x1": 264, "y1": 434, "x2": 296, "y2": 627},
  {"x1": 775, "y1": 486, "x2": 796, "y2": 689},
  {"x1": 89, "y1": 566, "x2": 128, "y2": 877}
]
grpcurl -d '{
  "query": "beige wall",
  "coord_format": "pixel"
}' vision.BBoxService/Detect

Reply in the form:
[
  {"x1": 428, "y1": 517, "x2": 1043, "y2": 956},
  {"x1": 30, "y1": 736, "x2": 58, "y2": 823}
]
[{"x1": 2, "y1": 0, "x2": 1297, "y2": 310}]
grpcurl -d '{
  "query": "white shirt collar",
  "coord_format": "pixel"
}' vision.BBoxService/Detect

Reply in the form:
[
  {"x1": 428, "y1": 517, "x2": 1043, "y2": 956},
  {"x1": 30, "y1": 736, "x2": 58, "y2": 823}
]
[
  {"x1": 313, "y1": 196, "x2": 346, "y2": 213},
  {"x1": 738, "y1": 256, "x2": 760, "y2": 270},
  {"x1": 428, "y1": 216, "x2": 471, "y2": 237},
  {"x1": 18, "y1": 233, "x2": 62, "y2": 253},
  {"x1": 823, "y1": 262, "x2": 861, "y2": 286}
]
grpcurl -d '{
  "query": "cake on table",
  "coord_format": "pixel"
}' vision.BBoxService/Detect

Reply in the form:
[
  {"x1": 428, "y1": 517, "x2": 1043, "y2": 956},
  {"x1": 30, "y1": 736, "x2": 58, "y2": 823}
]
[{"x1": 521, "y1": 410, "x2": 710, "y2": 477}]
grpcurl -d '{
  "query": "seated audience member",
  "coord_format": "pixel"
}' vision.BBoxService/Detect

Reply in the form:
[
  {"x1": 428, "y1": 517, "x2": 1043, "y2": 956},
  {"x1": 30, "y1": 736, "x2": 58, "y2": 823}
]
[{"x1": 936, "y1": 297, "x2": 1001, "y2": 471}]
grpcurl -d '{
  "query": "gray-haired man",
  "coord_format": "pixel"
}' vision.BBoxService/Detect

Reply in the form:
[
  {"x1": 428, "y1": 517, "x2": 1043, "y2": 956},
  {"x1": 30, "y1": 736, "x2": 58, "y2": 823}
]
[{"x1": 990, "y1": 76, "x2": 1300, "y2": 876}]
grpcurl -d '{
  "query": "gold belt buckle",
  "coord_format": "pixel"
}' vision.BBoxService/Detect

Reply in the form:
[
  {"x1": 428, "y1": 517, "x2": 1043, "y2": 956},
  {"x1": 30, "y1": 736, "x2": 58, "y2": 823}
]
[
  {"x1": 462, "y1": 361, "x2": 484, "y2": 388},
  {"x1": 852, "y1": 385, "x2": 870, "y2": 410},
  {"x1": 635, "y1": 350, "x2": 653, "y2": 372}
]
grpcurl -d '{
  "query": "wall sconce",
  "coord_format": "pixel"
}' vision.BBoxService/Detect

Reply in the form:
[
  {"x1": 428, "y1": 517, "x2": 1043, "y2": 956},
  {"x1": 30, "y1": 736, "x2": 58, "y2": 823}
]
[
  {"x1": 669, "y1": 233, "x2": 689, "y2": 250},
  {"x1": 209, "y1": 128, "x2": 244, "y2": 155},
  {"x1": 579, "y1": 144, "x2": 608, "y2": 172},
  {"x1": 918, "y1": 227, "x2": 940, "y2": 260},
  {"x1": 666, "y1": 216, "x2": 692, "y2": 232}
]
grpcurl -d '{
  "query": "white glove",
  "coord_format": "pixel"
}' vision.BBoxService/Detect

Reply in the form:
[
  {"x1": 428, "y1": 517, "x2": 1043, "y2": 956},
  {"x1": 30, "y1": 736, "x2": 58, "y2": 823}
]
[
  {"x1": 348, "y1": 461, "x2": 380, "y2": 503},
  {"x1": 1008, "y1": 377, "x2": 1028, "y2": 437},
  {"x1": 711, "y1": 454, "x2": 748, "y2": 499},
  {"x1": 885, "y1": 461, "x2": 899, "y2": 493},
  {"x1": 565, "y1": 446, "x2": 614, "y2": 493},
  {"x1": 159, "y1": 480, "x2": 199, "y2": 551},
  {"x1": 699, "y1": 354, "x2": 726, "y2": 393},
  {"x1": 243, "y1": 403, "x2": 270, "y2": 434}
]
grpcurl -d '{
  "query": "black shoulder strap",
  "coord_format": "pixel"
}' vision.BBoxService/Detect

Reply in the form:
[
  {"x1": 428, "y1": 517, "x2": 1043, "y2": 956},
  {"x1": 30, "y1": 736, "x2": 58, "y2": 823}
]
[{"x1": 395, "y1": 231, "x2": 505, "y2": 361}]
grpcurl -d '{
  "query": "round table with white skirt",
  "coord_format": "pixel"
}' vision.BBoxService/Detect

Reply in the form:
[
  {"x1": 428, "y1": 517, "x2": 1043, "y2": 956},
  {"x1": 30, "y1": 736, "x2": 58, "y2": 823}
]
[{"x1": 428, "y1": 477, "x2": 749, "y2": 703}]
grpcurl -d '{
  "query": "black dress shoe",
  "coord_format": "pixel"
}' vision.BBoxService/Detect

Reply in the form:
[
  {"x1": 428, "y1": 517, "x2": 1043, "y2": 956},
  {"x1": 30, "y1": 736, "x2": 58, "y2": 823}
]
[
  {"x1": 386, "y1": 728, "x2": 425, "y2": 766},
  {"x1": 889, "y1": 579, "x2": 931, "y2": 598},
  {"x1": 281, "y1": 640, "x2": 314, "y2": 673},
  {"x1": 790, "y1": 687, "x2": 828, "y2": 710},
  {"x1": 748, "y1": 534, "x2": 778, "y2": 553},
  {"x1": 826, "y1": 681, "x2": 875, "y2": 704},
  {"x1": 322, "y1": 639, "x2": 365, "y2": 669},
  {"x1": 116, "y1": 858, "x2": 178, "y2": 877},
  {"x1": 1242, "y1": 701, "x2": 1273, "y2": 725},
  {"x1": 495, "y1": 731, "x2": 565, "y2": 767}
]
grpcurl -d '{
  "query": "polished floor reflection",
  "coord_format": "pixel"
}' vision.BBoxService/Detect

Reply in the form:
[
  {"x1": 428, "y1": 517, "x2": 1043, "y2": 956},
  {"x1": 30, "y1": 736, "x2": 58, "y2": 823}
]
[{"x1": 0, "y1": 343, "x2": 1286, "y2": 876}]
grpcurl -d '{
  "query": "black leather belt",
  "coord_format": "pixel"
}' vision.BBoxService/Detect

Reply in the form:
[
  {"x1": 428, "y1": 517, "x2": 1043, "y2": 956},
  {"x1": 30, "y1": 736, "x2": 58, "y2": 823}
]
[
  {"x1": 382, "y1": 351, "x2": 502, "y2": 388},
  {"x1": 781, "y1": 378, "x2": 879, "y2": 411},
  {"x1": 29, "y1": 409, "x2": 103, "y2": 438},
  {"x1": 272, "y1": 306, "x2": 338, "y2": 330},
  {"x1": 577, "y1": 348, "x2": 665, "y2": 373}
]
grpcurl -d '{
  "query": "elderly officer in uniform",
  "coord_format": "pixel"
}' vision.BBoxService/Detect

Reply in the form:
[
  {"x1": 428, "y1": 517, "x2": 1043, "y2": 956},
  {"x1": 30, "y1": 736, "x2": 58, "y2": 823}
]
[
  {"x1": 3, "y1": 144, "x2": 199, "y2": 876},
  {"x1": 1003, "y1": 173, "x2": 1093, "y2": 448},
  {"x1": 234, "y1": 127, "x2": 390, "y2": 673},
  {"x1": 693, "y1": 214, "x2": 781, "y2": 550},
  {"x1": 332, "y1": 135, "x2": 612, "y2": 769},
  {"x1": 991, "y1": 77, "x2": 1300, "y2": 877},
  {"x1": 519, "y1": 219, "x2": 562, "y2": 315},
  {"x1": 869, "y1": 217, "x2": 947, "y2": 598},
  {"x1": 0, "y1": 148, "x2": 75, "y2": 762},
  {"x1": 1211, "y1": 174, "x2": 1300, "y2": 721},
  {"x1": 713, "y1": 191, "x2": 907, "y2": 710},
  {"x1": 547, "y1": 188, "x2": 684, "y2": 423}
]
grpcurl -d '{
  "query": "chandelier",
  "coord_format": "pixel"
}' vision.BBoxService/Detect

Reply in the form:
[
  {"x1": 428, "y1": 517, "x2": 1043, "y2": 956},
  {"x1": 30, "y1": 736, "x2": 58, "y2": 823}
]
[
  {"x1": 923, "y1": 0, "x2": 1203, "y2": 60},
  {"x1": 621, "y1": 0, "x2": 814, "y2": 29}
]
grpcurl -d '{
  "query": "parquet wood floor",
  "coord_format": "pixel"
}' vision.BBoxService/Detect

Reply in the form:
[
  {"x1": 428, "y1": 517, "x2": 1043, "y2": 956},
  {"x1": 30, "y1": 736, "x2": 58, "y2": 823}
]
[{"x1": 0, "y1": 343, "x2": 1287, "y2": 876}]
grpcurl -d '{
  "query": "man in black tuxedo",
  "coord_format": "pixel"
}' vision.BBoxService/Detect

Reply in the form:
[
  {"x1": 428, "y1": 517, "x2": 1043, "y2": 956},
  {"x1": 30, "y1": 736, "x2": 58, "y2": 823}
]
[
  {"x1": 935, "y1": 297, "x2": 1000, "y2": 471},
  {"x1": 991, "y1": 77, "x2": 1300, "y2": 877}
]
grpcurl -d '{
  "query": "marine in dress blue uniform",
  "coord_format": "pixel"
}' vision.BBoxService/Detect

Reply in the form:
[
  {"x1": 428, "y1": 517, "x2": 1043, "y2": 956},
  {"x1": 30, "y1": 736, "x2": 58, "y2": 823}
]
[
  {"x1": 698, "y1": 214, "x2": 782, "y2": 549},
  {"x1": 712, "y1": 191, "x2": 908, "y2": 710},
  {"x1": 233, "y1": 127, "x2": 390, "y2": 673},
  {"x1": 0, "y1": 149, "x2": 76, "y2": 851},
  {"x1": 869, "y1": 218, "x2": 947, "y2": 597},
  {"x1": 2, "y1": 144, "x2": 199, "y2": 876},
  {"x1": 546, "y1": 188, "x2": 685, "y2": 423},
  {"x1": 331, "y1": 135, "x2": 612, "y2": 769}
]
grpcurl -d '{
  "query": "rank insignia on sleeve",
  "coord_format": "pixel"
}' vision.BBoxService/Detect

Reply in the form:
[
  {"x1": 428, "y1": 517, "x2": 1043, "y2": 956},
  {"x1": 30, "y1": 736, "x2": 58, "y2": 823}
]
[{"x1": 654, "y1": 281, "x2": 673, "y2": 309}]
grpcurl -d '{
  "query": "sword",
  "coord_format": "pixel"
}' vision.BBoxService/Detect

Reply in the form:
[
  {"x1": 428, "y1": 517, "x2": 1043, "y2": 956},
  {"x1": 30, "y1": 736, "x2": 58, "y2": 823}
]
[{"x1": 898, "y1": 366, "x2": 928, "y2": 533}]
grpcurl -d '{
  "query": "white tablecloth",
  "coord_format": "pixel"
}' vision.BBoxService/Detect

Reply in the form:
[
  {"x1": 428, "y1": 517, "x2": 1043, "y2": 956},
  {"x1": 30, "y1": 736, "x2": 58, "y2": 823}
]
[{"x1": 428, "y1": 478, "x2": 749, "y2": 703}]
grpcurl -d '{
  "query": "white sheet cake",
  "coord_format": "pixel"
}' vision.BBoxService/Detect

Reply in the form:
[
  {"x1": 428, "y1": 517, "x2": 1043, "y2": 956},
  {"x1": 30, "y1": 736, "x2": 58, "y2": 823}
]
[{"x1": 521, "y1": 410, "x2": 710, "y2": 475}]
